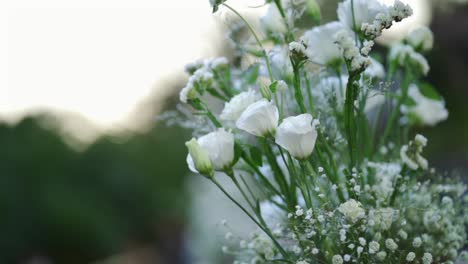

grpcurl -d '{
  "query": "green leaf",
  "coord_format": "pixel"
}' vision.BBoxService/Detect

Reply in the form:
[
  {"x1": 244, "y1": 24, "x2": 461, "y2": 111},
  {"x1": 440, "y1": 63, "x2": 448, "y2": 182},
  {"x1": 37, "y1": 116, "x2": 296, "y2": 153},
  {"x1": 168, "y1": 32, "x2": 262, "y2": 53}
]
[
  {"x1": 249, "y1": 146, "x2": 263, "y2": 167},
  {"x1": 269, "y1": 80, "x2": 278, "y2": 93},
  {"x1": 245, "y1": 64, "x2": 260, "y2": 84},
  {"x1": 232, "y1": 142, "x2": 243, "y2": 166},
  {"x1": 419, "y1": 82, "x2": 443, "y2": 101}
]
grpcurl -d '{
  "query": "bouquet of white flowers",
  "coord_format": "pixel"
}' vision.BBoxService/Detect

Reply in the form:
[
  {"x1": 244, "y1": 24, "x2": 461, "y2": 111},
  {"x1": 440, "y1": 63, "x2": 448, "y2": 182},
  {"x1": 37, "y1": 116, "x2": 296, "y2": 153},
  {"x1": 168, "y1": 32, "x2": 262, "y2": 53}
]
[{"x1": 176, "y1": 0, "x2": 467, "y2": 263}]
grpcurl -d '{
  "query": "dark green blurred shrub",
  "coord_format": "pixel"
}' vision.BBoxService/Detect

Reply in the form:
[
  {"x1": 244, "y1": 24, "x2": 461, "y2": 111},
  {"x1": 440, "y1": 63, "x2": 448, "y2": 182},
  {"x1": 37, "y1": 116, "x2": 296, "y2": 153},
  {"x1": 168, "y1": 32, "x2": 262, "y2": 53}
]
[{"x1": 0, "y1": 114, "x2": 188, "y2": 263}]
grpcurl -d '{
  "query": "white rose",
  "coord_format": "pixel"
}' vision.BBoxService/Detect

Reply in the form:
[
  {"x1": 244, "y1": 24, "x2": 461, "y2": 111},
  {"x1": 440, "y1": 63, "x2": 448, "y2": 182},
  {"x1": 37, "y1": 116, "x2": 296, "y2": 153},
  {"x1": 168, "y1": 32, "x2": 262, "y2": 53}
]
[
  {"x1": 220, "y1": 90, "x2": 261, "y2": 121},
  {"x1": 338, "y1": 199, "x2": 366, "y2": 223},
  {"x1": 186, "y1": 128, "x2": 235, "y2": 172},
  {"x1": 236, "y1": 99, "x2": 279, "y2": 137},
  {"x1": 337, "y1": 0, "x2": 386, "y2": 31},
  {"x1": 275, "y1": 114, "x2": 318, "y2": 159},
  {"x1": 301, "y1": 22, "x2": 347, "y2": 66},
  {"x1": 406, "y1": 26, "x2": 434, "y2": 52}
]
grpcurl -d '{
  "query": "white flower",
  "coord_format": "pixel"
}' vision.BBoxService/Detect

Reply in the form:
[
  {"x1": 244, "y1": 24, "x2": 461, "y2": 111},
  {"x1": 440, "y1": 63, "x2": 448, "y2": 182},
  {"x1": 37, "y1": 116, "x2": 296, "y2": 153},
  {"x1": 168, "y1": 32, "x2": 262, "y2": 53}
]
[
  {"x1": 412, "y1": 237, "x2": 422, "y2": 248},
  {"x1": 389, "y1": 44, "x2": 429, "y2": 75},
  {"x1": 301, "y1": 22, "x2": 346, "y2": 66},
  {"x1": 185, "y1": 138, "x2": 213, "y2": 177},
  {"x1": 220, "y1": 90, "x2": 261, "y2": 121},
  {"x1": 402, "y1": 84, "x2": 448, "y2": 126},
  {"x1": 337, "y1": 0, "x2": 386, "y2": 31},
  {"x1": 406, "y1": 26, "x2": 434, "y2": 52},
  {"x1": 364, "y1": 57, "x2": 385, "y2": 79},
  {"x1": 385, "y1": 238, "x2": 398, "y2": 252},
  {"x1": 186, "y1": 129, "x2": 235, "y2": 172},
  {"x1": 422, "y1": 253, "x2": 433, "y2": 264},
  {"x1": 406, "y1": 252, "x2": 416, "y2": 262},
  {"x1": 261, "y1": 4, "x2": 287, "y2": 34},
  {"x1": 275, "y1": 114, "x2": 318, "y2": 159},
  {"x1": 343, "y1": 254, "x2": 351, "y2": 262},
  {"x1": 334, "y1": 29, "x2": 371, "y2": 71},
  {"x1": 376, "y1": 251, "x2": 387, "y2": 260},
  {"x1": 236, "y1": 99, "x2": 279, "y2": 137},
  {"x1": 368, "y1": 208, "x2": 396, "y2": 231},
  {"x1": 338, "y1": 199, "x2": 366, "y2": 223},
  {"x1": 332, "y1": 255, "x2": 344, "y2": 264},
  {"x1": 369, "y1": 241, "x2": 380, "y2": 254}
]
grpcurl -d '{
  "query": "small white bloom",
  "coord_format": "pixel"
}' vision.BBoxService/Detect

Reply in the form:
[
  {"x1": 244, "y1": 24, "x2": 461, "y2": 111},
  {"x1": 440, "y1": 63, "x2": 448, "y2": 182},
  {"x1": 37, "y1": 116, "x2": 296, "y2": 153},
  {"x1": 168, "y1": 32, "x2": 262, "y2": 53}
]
[
  {"x1": 357, "y1": 246, "x2": 363, "y2": 255},
  {"x1": 398, "y1": 229, "x2": 408, "y2": 240},
  {"x1": 186, "y1": 128, "x2": 235, "y2": 172},
  {"x1": 406, "y1": 252, "x2": 416, "y2": 262},
  {"x1": 220, "y1": 90, "x2": 261, "y2": 121},
  {"x1": 312, "y1": 248, "x2": 319, "y2": 255},
  {"x1": 275, "y1": 114, "x2": 318, "y2": 159},
  {"x1": 376, "y1": 251, "x2": 387, "y2": 261},
  {"x1": 338, "y1": 199, "x2": 366, "y2": 223},
  {"x1": 343, "y1": 254, "x2": 351, "y2": 262},
  {"x1": 236, "y1": 99, "x2": 279, "y2": 137},
  {"x1": 332, "y1": 255, "x2": 344, "y2": 264},
  {"x1": 406, "y1": 26, "x2": 434, "y2": 52},
  {"x1": 369, "y1": 241, "x2": 380, "y2": 254},
  {"x1": 389, "y1": 44, "x2": 429, "y2": 75},
  {"x1": 359, "y1": 237, "x2": 366, "y2": 246},
  {"x1": 412, "y1": 237, "x2": 422, "y2": 248},
  {"x1": 301, "y1": 22, "x2": 346, "y2": 66},
  {"x1": 402, "y1": 84, "x2": 448, "y2": 126},
  {"x1": 422, "y1": 252, "x2": 433, "y2": 264},
  {"x1": 385, "y1": 238, "x2": 398, "y2": 252}
]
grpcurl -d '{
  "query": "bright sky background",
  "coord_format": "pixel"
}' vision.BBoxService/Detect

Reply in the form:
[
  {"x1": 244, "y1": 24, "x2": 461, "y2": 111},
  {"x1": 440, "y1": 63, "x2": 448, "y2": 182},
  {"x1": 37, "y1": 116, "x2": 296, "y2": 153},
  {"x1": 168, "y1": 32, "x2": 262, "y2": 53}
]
[
  {"x1": 1, "y1": 0, "x2": 430, "y2": 143},
  {"x1": 2, "y1": 0, "x2": 220, "y2": 135}
]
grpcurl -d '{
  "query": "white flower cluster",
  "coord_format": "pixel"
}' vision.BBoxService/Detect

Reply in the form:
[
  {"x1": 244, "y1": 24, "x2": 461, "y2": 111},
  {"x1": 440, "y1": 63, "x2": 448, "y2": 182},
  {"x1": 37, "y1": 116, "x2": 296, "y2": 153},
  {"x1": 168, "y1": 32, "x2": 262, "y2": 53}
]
[
  {"x1": 401, "y1": 84, "x2": 448, "y2": 126},
  {"x1": 175, "y1": 1, "x2": 467, "y2": 263},
  {"x1": 334, "y1": 30, "x2": 372, "y2": 72},
  {"x1": 390, "y1": 43, "x2": 430, "y2": 75},
  {"x1": 400, "y1": 134, "x2": 428, "y2": 170}
]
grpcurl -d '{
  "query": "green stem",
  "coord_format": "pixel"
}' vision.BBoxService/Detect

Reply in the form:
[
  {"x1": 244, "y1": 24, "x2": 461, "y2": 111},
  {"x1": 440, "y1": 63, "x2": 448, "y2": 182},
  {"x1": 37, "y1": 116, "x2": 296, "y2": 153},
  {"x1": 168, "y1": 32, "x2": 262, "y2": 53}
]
[
  {"x1": 344, "y1": 72, "x2": 360, "y2": 169},
  {"x1": 222, "y1": 3, "x2": 274, "y2": 81},
  {"x1": 211, "y1": 178, "x2": 289, "y2": 258},
  {"x1": 292, "y1": 62, "x2": 307, "y2": 113},
  {"x1": 379, "y1": 63, "x2": 412, "y2": 149}
]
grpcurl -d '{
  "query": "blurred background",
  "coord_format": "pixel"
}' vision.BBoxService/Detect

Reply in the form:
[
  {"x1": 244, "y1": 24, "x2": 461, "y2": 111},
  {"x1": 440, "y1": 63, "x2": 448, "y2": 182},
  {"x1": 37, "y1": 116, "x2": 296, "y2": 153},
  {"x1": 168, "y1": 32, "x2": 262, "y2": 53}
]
[{"x1": 2, "y1": 0, "x2": 468, "y2": 263}]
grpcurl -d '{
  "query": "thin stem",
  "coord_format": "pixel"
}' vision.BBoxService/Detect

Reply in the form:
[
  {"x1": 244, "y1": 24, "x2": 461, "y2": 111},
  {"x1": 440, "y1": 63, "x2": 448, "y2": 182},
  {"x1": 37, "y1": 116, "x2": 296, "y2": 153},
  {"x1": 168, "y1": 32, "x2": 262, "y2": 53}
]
[
  {"x1": 222, "y1": 3, "x2": 274, "y2": 81},
  {"x1": 292, "y1": 61, "x2": 307, "y2": 113},
  {"x1": 344, "y1": 72, "x2": 360, "y2": 169},
  {"x1": 379, "y1": 63, "x2": 412, "y2": 148},
  {"x1": 211, "y1": 178, "x2": 289, "y2": 258}
]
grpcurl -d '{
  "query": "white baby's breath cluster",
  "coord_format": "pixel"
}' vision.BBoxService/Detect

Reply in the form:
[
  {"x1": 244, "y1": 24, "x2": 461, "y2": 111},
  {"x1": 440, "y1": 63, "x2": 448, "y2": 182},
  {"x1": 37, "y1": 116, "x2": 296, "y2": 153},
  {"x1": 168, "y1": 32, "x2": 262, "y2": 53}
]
[{"x1": 171, "y1": 0, "x2": 467, "y2": 263}]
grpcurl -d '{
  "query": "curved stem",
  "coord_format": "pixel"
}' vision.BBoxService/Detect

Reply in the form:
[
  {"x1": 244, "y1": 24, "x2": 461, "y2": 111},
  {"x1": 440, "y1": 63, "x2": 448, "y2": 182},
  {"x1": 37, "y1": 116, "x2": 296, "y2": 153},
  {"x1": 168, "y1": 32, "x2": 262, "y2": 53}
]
[
  {"x1": 211, "y1": 178, "x2": 289, "y2": 258},
  {"x1": 222, "y1": 3, "x2": 274, "y2": 81}
]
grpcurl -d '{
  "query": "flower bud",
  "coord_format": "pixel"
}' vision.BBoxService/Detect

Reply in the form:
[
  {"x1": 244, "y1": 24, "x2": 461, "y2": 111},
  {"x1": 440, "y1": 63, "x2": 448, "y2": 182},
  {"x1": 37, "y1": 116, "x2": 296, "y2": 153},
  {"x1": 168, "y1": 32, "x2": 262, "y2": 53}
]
[
  {"x1": 236, "y1": 99, "x2": 279, "y2": 137},
  {"x1": 306, "y1": 0, "x2": 321, "y2": 24},
  {"x1": 406, "y1": 26, "x2": 434, "y2": 52},
  {"x1": 185, "y1": 138, "x2": 214, "y2": 177},
  {"x1": 186, "y1": 129, "x2": 235, "y2": 175},
  {"x1": 275, "y1": 114, "x2": 318, "y2": 159}
]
